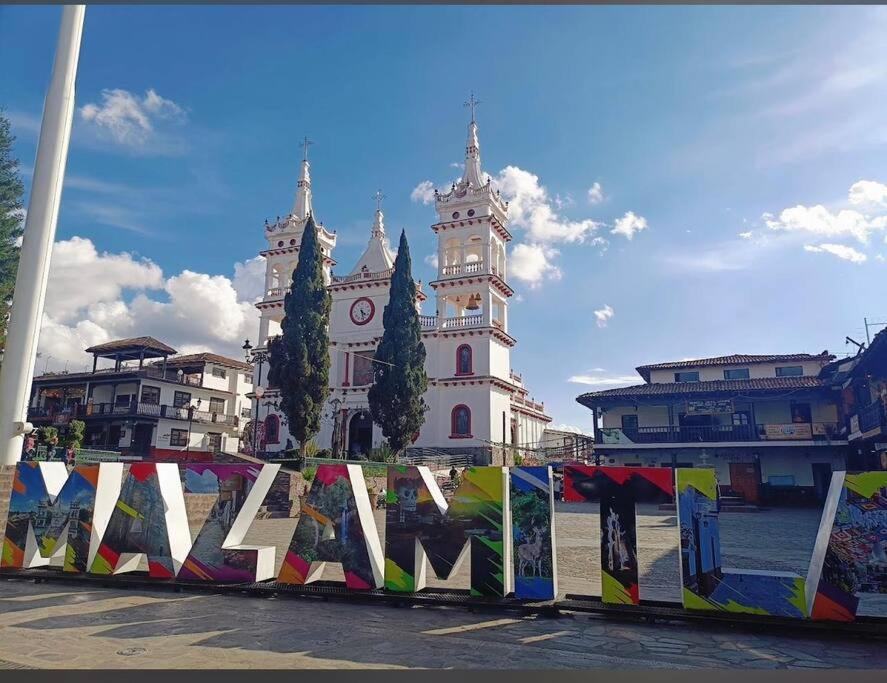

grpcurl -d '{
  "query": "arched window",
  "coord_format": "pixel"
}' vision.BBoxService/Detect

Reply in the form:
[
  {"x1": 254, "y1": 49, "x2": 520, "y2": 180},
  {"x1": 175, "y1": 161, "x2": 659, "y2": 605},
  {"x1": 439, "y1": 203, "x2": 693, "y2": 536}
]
[
  {"x1": 264, "y1": 414, "x2": 280, "y2": 445},
  {"x1": 456, "y1": 344, "x2": 473, "y2": 376},
  {"x1": 451, "y1": 405, "x2": 472, "y2": 438}
]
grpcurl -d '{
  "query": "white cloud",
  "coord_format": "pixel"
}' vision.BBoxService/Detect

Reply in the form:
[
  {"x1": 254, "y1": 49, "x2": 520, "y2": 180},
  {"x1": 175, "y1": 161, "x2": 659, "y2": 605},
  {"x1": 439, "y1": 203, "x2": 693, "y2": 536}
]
[
  {"x1": 567, "y1": 371, "x2": 641, "y2": 387},
  {"x1": 37, "y1": 236, "x2": 259, "y2": 372},
  {"x1": 233, "y1": 256, "x2": 267, "y2": 302},
  {"x1": 424, "y1": 253, "x2": 439, "y2": 269},
  {"x1": 593, "y1": 304, "x2": 614, "y2": 328},
  {"x1": 611, "y1": 211, "x2": 648, "y2": 240},
  {"x1": 79, "y1": 88, "x2": 187, "y2": 153},
  {"x1": 803, "y1": 243, "x2": 868, "y2": 263},
  {"x1": 849, "y1": 180, "x2": 887, "y2": 207},
  {"x1": 410, "y1": 180, "x2": 436, "y2": 205},
  {"x1": 508, "y1": 243, "x2": 561, "y2": 288},
  {"x1": 587, "y1": 182, "x2": 604, "y2": 205},
  {"x1": 45, "y1": 237, "x2": 163, "y2": 323},
  {"x1": 766, "y1": 204, "x2": 878, "y2": 243},
  {"x1": 738, "y1": 231, "x2": 754, "y2": 239},
  {"x1": 495, "y1": 166, "x2": 601, "y2": 244}
]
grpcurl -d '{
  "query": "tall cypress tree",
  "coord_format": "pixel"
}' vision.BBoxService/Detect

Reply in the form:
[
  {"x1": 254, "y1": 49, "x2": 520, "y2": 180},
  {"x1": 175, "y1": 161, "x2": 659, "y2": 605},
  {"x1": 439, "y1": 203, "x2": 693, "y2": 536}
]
[
  {"x1": 368, "y1": 230, "x2": 428, "y2": 456},
  {"x1": 267, "y1": 215, "x2": 331, "y2": 456},
  {"x1": 0, "y1": 111, "x2": 25, "y2": 355}
]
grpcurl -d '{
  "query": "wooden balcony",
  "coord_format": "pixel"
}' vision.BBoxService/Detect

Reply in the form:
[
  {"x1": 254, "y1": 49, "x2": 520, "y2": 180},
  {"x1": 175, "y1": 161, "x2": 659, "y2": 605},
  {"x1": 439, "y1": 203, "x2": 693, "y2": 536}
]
[{"x1": 28, "y1": 401, "x2": 238, "y2": 427}]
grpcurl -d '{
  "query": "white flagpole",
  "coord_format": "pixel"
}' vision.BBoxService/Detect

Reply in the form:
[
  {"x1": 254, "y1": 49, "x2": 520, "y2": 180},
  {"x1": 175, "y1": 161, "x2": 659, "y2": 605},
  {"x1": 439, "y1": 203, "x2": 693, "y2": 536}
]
[{"x1": 0, "y1": 5, "x2": 86, "y2": 465}]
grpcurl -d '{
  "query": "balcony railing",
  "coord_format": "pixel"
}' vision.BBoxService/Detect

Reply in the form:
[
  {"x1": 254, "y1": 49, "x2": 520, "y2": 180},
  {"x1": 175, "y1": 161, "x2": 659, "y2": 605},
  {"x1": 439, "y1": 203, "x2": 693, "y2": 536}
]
[
  {"x1": 441, "y1": 314, "x2": 483, "y2": 330},
  {"x1": 419, "y1": 315, "x2": 437, "y2": 329},
  {"x1": 331, "y1": 267, "x2": 395, "y2": 284},
  {"x1": 599, "y1": 422, "x2": 842, "y2": 445},
  {"x1": 857, "y1": 401, "x2": 885, "y2": 434},
  {"x1": 28, "y1": 401, "x2": 238, "y2": 427},
  {"x1": 265, "y1": 287, "x2": 284, "y2": 298},
  {"x1": 441, "y1": 261, "x2": 485, "y2": 277}
]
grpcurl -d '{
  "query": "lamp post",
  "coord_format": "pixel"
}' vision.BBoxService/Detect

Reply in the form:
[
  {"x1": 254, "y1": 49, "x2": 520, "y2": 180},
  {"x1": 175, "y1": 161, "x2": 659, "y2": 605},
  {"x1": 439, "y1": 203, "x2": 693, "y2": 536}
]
[
  {"x1": 242, "y1": 339, "x2": 269, "y2": 457},
  {"x1": 186, "y1": 397, "x2": 202, "y2": 452}
]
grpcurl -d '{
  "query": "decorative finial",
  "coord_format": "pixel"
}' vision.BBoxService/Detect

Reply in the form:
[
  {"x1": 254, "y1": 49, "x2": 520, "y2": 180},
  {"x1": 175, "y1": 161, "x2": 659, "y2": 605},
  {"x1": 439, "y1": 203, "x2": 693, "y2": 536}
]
[
  {"x1": 301, "y1": 135, "x2": 314, "y2": 162},
  {"x1": 464, "y1": 92, "x2": 481, "y2": 123},
  {"x1": 372, "y1": 189, "x2": 385, "y2": 212}
]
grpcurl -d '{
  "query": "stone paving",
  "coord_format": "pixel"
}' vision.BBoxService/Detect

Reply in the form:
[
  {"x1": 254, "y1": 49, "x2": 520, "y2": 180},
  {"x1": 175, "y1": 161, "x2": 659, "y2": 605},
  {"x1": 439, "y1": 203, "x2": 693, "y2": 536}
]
[
  {"x1": 2, "y1": 502, "x2": 887, "y2": 668},
  {"x1": 0, "y1": 579, "x2": 884, "y2": 669},
  {"x1": 240, "y1": 502, "x2": 887, "y2": 615}
]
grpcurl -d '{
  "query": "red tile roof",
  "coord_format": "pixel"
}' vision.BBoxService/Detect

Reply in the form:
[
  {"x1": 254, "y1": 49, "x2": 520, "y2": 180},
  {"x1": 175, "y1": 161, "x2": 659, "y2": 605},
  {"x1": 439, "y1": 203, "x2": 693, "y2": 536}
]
[
  {"x1": 161, "y1": 353, "x2": 252, "y2": 371},
  {"x1": 635, "y1": 352, "x2": 833, "y2": 382},
  {"x1": 577, "y1": 376, "x2": 825, "y2": 407},
  {"x1": 84, "y1": 336, "x2": 177, "y2": 357}
]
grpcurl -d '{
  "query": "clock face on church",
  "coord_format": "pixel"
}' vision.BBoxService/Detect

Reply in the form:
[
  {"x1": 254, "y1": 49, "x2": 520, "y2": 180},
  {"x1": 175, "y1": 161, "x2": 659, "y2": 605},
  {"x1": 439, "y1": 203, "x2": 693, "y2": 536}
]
[{"x1": 350, "y1": 297, "x2": 375, "y2": 326}]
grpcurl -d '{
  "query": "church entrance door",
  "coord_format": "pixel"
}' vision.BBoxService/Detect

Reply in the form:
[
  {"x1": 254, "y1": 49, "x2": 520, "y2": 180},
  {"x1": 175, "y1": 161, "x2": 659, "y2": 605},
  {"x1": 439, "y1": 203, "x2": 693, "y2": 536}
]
[{"x1": 347, "y1": 411, "x2": 374, "y2": 459}]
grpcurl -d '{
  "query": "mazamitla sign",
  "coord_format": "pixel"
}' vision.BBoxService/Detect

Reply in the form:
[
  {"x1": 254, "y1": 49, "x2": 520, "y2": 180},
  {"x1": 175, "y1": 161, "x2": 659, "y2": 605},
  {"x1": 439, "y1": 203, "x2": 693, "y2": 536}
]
[{"x1": 1, "y1": 462, "x2": 884, "y2": 623}]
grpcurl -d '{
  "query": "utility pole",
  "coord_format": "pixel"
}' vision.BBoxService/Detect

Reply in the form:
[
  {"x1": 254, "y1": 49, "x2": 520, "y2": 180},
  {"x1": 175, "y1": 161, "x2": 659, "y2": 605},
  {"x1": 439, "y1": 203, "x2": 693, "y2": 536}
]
[{"x1": 0, "y1": 6, "x2": 85, "y2": 465}]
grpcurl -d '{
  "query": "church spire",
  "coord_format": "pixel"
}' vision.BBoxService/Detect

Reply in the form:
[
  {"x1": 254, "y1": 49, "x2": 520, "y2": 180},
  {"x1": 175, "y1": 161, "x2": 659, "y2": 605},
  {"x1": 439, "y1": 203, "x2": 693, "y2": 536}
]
[
  {"x1": 292, "y1": 136, "x2": 313, "y2": 220},
  {"x1": 371, "y1": 190, "x2": 386, "y2": 240},
  {"x1": 462, "y1": 92, "x2": 484, "y2": 189}
]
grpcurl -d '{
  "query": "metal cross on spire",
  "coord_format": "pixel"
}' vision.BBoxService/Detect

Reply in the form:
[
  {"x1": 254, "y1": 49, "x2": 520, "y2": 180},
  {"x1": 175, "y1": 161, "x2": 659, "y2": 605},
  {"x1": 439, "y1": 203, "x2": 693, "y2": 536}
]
[
  {"x1": 301, "y1": 135, "x2": 314, "y2": 162},
  {"x1": 372, "y1": 189, "x2": 385, "y2": 212},
  {"x1": 464, "y1": 92, "x2": 481, "y2": 123}
]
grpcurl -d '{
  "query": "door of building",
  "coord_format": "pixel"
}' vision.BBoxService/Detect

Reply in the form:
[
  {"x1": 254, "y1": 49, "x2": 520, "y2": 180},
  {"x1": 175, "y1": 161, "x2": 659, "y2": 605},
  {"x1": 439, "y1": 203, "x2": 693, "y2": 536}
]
[
  {"x1": 347, "y1": 411, "x2": 373, "y2": 458},
  {"x1": 811, "y1": 463, "x2": 833, "y2": 502},
  {"x1": 728, "y1": 462, "x2": 761, "y2": 504},
  {"x1": 132, "y1": 423, "x2": 153, "y2": 456}
]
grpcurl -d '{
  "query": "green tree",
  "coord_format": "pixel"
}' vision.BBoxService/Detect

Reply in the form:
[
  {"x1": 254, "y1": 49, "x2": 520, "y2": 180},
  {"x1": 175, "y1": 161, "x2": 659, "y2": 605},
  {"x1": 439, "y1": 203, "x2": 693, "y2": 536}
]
[
  {"x1": 65, "y1": 420, "x2": 85, "y2": 450},
  {"x1": 0, "y1": 110, "x2": 26, "y2": 355},
  {"x1": 368, "y1": 230, "x2": 428, "y2": 456},
  {"x1": 267, "y1": 215, "x2": 331, "y2": 457}
]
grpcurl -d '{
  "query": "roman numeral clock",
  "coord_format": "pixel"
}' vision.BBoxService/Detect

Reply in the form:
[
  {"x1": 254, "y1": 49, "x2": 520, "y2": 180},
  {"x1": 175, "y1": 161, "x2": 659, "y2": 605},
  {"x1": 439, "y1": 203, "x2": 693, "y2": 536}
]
[{"x1": 350, "y1": 297, "x2": 375, "y2": 326}]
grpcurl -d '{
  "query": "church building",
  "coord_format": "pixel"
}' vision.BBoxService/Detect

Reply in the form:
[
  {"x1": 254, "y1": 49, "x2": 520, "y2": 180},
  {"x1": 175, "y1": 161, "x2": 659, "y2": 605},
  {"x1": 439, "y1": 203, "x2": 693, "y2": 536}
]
[{"x1": 250, "y1": 110, "x2": 551, "y2": 463}]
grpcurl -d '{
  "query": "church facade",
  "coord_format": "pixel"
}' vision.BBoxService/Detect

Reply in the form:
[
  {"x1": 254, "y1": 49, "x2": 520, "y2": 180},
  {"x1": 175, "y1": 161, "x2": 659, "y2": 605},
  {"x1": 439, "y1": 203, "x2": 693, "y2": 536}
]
[{"x1": 250, "y1": 114, "x2": 551, "y2": 463}]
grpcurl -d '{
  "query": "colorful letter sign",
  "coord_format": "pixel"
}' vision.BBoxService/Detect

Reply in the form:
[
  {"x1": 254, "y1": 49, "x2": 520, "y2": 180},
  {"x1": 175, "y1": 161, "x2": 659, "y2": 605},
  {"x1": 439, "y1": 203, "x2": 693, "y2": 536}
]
[
  {"x1": 385, "y1": 465, "x2": 511, "y2": 597},
  {"x1": 510, "y1": 466, "x2": 557, "y2": 600},
  {"x1": 89, "y1": 463, "x2": 191, "y2": 578},
  {"x1": 278, "y1": 464, "x2": 383, "y2": 590},
  {"x1": 178, "y1": 463, "x2": 280, "y2": 582},
  {"x1": 2, "y1": 462, "x2": 105, "y2": 572},
  {"x1": 677, "y1": 468, "x2": 806, "y2": 618},
  {"x1": 807, "y1": 471, "x2": 887, "y2": 622},
  {"x1": 564, "y1": 465, "x2": 673, "y2": 605}
]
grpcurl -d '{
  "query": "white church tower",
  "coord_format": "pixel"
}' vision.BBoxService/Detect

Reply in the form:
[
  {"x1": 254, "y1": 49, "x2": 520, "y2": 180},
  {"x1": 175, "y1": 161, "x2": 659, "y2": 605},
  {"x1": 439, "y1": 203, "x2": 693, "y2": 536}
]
[
  {"x1": 255, "y1": 138, "x2": 337, "y2": 355},
  {"x1": 248, "y1": 106, "x2": 551, "y2": 462}
]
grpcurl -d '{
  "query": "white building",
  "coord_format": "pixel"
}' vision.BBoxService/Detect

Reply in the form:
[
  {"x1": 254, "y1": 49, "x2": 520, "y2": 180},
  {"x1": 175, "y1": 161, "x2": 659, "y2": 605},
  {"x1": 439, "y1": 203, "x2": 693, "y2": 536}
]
[
  {"x1": 576, "y1": 353, "x2": 849, "y2": 505},
  {"x1": 27, "y1": 337, "x2": 253, "y2": 461},
  {"x1": 250, "y1": 113, "x2": 551, "y2": 463}
]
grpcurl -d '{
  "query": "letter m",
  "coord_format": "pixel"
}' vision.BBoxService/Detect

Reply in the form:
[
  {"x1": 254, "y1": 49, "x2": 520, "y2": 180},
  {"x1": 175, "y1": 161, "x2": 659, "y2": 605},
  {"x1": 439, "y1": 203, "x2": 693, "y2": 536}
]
[
  {"x1": 384, "y1": 465, "x2": 511, "y2": 597},
  {"x1": 2, "y1": 462, "x2": 105, "y2": 573}
]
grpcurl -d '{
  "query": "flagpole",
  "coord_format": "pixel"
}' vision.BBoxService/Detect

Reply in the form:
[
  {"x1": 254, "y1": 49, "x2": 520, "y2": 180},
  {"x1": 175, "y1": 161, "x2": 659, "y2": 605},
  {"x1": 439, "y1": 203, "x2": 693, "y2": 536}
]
[{"x1": 0, "y1": 5, "x2": 86, "y2": 465}]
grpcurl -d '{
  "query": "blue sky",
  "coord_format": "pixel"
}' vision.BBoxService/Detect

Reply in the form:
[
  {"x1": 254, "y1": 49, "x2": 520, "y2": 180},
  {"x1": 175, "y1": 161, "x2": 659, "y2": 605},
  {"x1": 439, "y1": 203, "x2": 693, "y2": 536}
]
[{"x1": 2, "y1": 5, "x2": 886, "y2": 433}]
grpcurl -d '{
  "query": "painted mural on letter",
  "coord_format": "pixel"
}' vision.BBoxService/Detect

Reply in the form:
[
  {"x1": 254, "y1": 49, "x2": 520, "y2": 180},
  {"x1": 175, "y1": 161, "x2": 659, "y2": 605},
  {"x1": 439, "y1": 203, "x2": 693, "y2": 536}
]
[
  {"x1": 809, "y1": 472, "x2": 887, "y2": 621},
  {"x1": 2, "y1": 462, "x2": 99, "y2": 573},
  {"x1": 677, "y1": 468, "x2": 806, "y2": 618},
  {"x1": 385, "y1": 465, "x2": 508, "y2": 597},
  {"x1": 89, "y1": 463, "x2": 177, "y2": 578},
  {"x1": 564, "y1": 465, "x2": 673, "y2": 605},
  {"x1": 510, "y1": 466, "x2": 557, "y2": 600},
  {"x1": 278, "y1": 464, "x2": 382, "y2": 589}
]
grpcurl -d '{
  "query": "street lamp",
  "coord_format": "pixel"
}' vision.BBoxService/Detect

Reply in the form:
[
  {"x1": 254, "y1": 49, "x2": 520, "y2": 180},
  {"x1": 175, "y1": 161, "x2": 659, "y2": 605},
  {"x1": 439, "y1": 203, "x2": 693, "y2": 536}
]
[
  {"x1": 242, "y1": 339, "x2": 269, "y2": 458},
  {"x1": 186, "y1": 397, "x2": 202, "y2": 452}
]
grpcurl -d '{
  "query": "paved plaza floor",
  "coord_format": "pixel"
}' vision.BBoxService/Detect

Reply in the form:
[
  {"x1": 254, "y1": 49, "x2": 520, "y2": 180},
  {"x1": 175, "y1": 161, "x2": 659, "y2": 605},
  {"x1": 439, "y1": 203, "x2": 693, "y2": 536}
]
[
  {"x1": 0, "y1": 579, "x2": 884, "y2": 669},
  {"x1": 1, "y1": 504, "x2": 885, "y2": 669}
]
